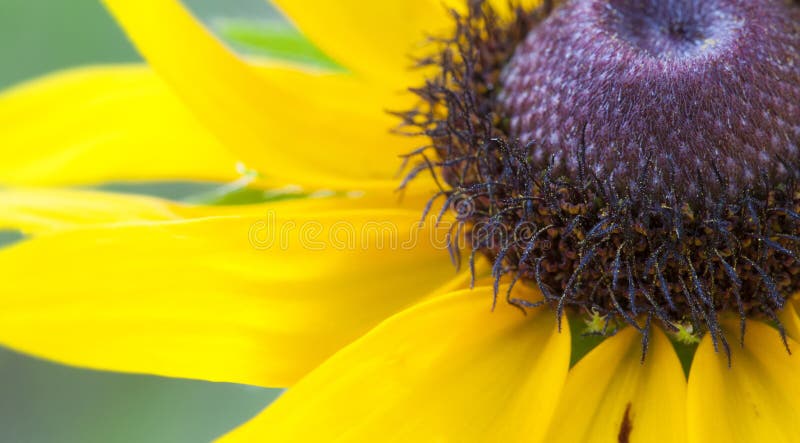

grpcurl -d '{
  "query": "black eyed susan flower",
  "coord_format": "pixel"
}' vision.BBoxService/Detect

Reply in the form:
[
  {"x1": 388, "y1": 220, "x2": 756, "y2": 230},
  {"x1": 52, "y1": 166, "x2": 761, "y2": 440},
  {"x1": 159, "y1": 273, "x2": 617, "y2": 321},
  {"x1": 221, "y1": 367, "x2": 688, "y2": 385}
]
[{"x1": 2, "y1": 0, "x2": 800, "y2": 442}]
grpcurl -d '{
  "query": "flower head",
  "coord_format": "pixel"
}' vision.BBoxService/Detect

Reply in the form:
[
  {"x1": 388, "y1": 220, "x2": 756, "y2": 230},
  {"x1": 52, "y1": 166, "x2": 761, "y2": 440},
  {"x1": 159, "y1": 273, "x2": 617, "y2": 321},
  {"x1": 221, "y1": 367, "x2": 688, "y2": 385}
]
[
  {"x1": 2, "y1": 0, "x2": 800, "y2": 442},
  {"x1": 405, "y1": 0, "x2": 800, "y2": 358}
]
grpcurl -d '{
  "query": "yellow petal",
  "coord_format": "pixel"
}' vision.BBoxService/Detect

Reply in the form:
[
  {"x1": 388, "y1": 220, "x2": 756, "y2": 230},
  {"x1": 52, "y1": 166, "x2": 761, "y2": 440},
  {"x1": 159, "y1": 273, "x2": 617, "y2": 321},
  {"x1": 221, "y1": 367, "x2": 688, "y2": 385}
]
[
  {"x1": 0, "y1": 209, "x2": 457, "y2": 387},
  {"x1": 103, "y1": 0, "x2": 418, "y2": 189},
  {"x1": 0, "y1": 184, "x2": 436, "y2": 234},
  {"x1": 0, "y1": 65, "x2": 239, "y2": 186},
  {"x1": 687, "y1": 320, "x2": 800, "y2": 443},
  {"x1": 542, "y1": 327, "x2": 687, "y2": 443},
  {"x1": 0, "y1": 188, "x2": 185, "y2": 233},
  {"x1": 220, "y1": 287, "x2": 570, "y2": 443},
  {"x1": 273, "y1": 0, "x2": 548, "y2": 84},
  {"x1": 271, "y1": 0, "x2": 454, "y2": 85},
  {"x1": 247, "y1": 65, "x2": 423, "y2": 186},
  {"x1": 779, "y1": 300, "x2": 800, "y2": 344}
]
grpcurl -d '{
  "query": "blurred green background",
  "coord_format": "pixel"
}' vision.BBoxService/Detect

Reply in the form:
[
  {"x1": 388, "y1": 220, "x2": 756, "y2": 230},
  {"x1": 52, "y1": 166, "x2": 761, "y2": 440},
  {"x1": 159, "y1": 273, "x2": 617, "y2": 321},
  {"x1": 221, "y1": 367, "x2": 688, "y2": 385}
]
[{"x1": 0, "y1": 0, "x2": 289, "y2": 441}]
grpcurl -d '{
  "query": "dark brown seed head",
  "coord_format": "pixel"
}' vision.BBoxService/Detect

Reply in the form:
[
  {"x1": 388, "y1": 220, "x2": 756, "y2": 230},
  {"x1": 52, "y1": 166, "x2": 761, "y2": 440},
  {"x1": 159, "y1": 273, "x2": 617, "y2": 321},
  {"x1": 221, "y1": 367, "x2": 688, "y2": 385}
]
[
  {"x1": 501, "y1": 0, "x2": 800, "y2": 196},
  {"x1": 400, "y1": 0, "x2": 800, "y2": 354}
]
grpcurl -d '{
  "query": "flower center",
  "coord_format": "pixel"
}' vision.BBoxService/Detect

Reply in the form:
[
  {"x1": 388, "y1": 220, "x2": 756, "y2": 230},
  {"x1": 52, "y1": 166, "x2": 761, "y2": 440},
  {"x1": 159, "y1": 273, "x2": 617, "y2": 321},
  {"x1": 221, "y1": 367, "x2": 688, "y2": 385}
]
[
  {"x1": 501, "y1": 0, "x2": 800, "y2": 196},
  {"x1": 401, "y1": 0, "x2": 800, "y2": 354}
]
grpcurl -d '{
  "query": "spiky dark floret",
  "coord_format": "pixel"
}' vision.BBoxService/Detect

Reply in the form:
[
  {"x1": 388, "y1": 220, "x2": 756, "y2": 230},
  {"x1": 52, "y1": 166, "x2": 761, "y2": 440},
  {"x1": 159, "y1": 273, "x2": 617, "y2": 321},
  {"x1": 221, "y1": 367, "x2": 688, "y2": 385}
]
[{"x1": 398, "y1": 0, "x2": 800, "y2": 356}]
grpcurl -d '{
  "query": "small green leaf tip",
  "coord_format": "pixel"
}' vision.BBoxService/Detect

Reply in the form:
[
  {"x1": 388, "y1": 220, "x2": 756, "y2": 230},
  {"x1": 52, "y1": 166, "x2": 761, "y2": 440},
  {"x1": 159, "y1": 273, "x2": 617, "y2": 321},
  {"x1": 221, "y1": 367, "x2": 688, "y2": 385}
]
[{"x1": 213, "y1": 18, "x2": 342, "y2": 70}]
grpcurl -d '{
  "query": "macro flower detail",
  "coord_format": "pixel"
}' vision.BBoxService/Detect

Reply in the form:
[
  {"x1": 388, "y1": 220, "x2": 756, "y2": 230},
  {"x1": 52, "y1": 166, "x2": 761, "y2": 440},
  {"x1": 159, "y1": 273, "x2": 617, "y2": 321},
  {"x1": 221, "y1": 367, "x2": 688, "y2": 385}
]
[
  {"x1": 1, "y1": 0, "x2": 800, "y2": 443},
  {"x1": 404, "y1": 0, "x2": 800, "y2": 357}
]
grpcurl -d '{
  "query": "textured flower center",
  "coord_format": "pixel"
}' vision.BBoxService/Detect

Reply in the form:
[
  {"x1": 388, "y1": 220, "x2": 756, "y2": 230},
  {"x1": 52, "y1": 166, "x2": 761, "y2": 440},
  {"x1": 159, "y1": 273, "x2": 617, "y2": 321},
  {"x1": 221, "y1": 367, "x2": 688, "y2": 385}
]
[
  {"x1": 501, "y1": 0, "x2": 800, "y2": 195},
  {"x1": 402, "y1": 0, "x2": 800, "y2": 355}
]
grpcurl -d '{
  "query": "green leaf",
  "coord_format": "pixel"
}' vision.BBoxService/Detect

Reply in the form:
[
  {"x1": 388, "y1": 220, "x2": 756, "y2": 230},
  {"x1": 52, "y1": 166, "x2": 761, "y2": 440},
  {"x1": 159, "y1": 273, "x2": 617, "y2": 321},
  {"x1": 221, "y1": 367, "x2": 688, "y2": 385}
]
[
  {"x1": 567, "y1": 313, "x2": 607, "y2": 367},
  {"x1": 0, "y1": 230, "x2": 25, "y2": 249},
  {"x1": 94, "y1": 182, "x2": 225, "y2": 201},
  {"x1": 670, "y1": 337, "x2": 699, "y2": 378},
  {"x1": 213, "y1": 18, "x2": 342, "y2": 70},
  {"x1": 91, "y1": 180, "x2": 310, "y2": 207},
  {"x1": 179, "y1": 166, "x2": 310, "y2": 205},
  {"x1": 182, "y1": 185, "x2": 309, "y2": 206}
]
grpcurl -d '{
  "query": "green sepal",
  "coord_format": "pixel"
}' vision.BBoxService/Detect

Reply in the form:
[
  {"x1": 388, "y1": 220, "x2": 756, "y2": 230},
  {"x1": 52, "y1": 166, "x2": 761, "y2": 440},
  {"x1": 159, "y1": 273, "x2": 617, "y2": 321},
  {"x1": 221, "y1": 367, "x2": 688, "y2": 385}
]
[{"x1": 213, "y1": 18, "x2": 342, "y2": 70}]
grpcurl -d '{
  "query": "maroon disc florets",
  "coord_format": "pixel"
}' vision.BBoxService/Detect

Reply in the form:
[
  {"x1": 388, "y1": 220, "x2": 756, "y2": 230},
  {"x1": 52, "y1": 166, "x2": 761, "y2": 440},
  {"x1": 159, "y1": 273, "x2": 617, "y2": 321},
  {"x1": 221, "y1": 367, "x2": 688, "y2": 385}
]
[
  {"x1": 502, "y1": 0, "x2": 800, "y2": 196},
  {"x1": 399, "y1": 0, "x2": 800, "y2": 355}
]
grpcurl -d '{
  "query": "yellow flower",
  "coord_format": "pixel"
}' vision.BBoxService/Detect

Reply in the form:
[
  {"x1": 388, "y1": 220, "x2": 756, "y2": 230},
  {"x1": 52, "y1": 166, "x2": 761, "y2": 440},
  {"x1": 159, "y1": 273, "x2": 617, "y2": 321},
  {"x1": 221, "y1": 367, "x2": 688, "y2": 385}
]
[{"x1": 2, "y1": 1, "x2": 800, "y2": 442}]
